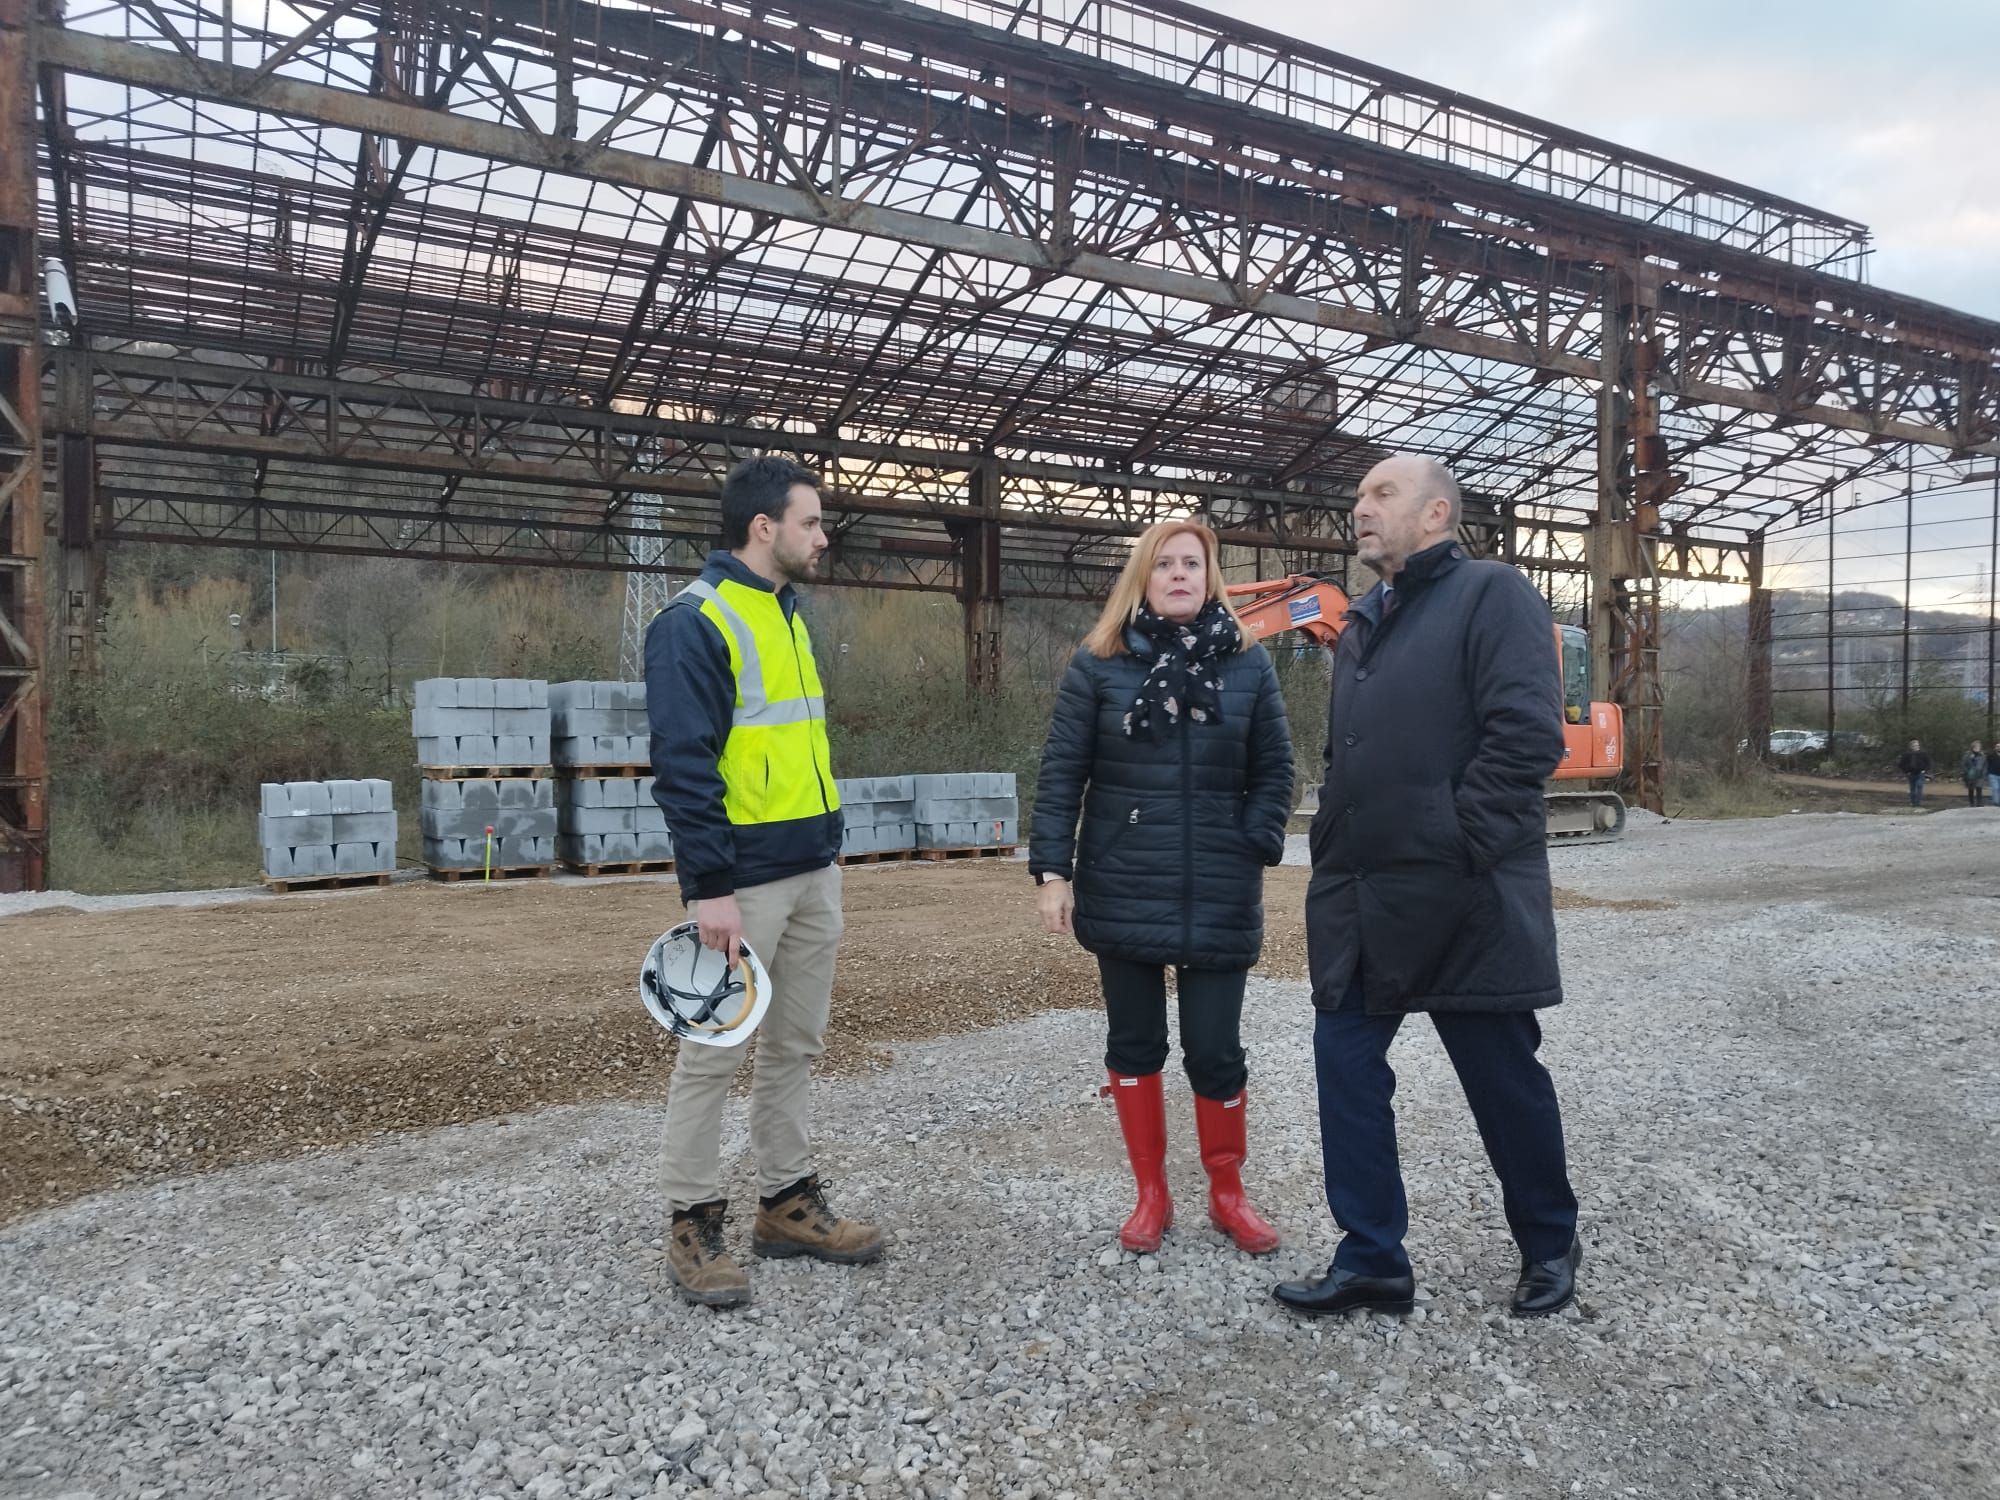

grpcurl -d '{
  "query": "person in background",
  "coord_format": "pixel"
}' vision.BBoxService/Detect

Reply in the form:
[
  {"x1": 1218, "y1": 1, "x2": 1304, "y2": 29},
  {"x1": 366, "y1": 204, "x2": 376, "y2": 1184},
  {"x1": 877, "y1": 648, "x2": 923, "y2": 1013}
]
[
  {"x1": 1896, "y1": 739, "x2": 1932, "y2": 809},
  {"x1": 1962, "y1": 742, "x2": 1988, "y2": 808},
  {"x1": 1030, "y1": 519, "x2": 1295, "y2": 1257},
  {"x1": 1986, "y1": 742, "x2": 2000, "y2": 808}
]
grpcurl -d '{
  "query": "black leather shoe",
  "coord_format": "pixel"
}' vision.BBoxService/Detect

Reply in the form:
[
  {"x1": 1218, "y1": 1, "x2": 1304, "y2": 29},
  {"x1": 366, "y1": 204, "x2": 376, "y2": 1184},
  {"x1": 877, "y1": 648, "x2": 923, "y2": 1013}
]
[
  {"x1": 1272, "y1": 1265, "x2": 1416, "y2": 1317},
  {"x1": 1512, "y1": 1238, "x2": 1582, "y2": 1317}
]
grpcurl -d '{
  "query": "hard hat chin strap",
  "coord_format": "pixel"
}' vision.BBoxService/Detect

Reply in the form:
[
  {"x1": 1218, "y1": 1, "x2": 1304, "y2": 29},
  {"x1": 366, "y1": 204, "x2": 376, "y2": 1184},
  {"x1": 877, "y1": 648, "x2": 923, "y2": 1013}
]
[{"x1": 645, "y1": 953, "x2": 756, "y2": 1033}]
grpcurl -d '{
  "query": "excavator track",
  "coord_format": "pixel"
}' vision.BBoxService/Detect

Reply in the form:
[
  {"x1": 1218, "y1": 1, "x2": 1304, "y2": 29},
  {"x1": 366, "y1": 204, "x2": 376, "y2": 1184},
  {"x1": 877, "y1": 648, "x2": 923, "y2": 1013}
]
[
  {"x1": 1295, "y1": 785, "x2": 1630, "y2": 845},
  {"x1": 1544, "y1": 790, "x2": 1627, "y2": 844}
]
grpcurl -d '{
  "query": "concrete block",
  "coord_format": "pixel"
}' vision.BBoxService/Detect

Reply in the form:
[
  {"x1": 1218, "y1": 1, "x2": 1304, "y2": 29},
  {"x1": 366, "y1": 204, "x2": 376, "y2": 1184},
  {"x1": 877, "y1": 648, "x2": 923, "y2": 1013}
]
[
  {"x1": 260, "y1": 783, "x2": 289, "y2": 817},
  {"x1": 261, "y1": 814, "x2": 333, "y2": 846},
  {"x1": 637, "y1": 775, "x2": 658, "y2": 807},
  {"x1": 331, "y1": 811, "x2": 396, "y2": 843},
  {"x1": 423, "y1": 836, "x2": 467, "y2": 868},
  {"x1": 558, "y1": 806, "x2": 629, "y2": 836},
  {"x1": 420, "y1": 780, "x2": 462, "y2": 811},
  {"x1": 565, "y1": 778, "x2": 606, "y2": 809},
  {"x1": 496, "y1": 778, "x2": 541, "y2": 809},
  {"x1": 285, "y1": 780, "x2": 332, "y2": 815},
  {"x1": 290, "y1": 844, "x2": 336, "y2": 877},
  {"x1": 459, "y1": 677, "x2": 496, "y2": 709},
  {"x1": 633, "y1": 803, "x2": 668, "y2": 833},
  {"x1": 450, "y1": 780, "x2": 500, "y2": 813},
  {"x1": 636, "y1": 830, "x2": 675, "y2": 862},
  {"x1": 603, "y1": 777, "x2": 638, "y2": 809},
  {"x1": 413, "y1": 706, "x2": 491, "y2": 737},
  {"x1": 320, "y1": 779, "x2": 358, "y2": 815},
  {"x1": 334, "y1": 841, "x2": 392, "y2": 875},
  {"x1": 495, "y1": 735, "x2": 533, "y2": 763},
  {"x1": 490, "y1": 678, "x2": 526, "y2": 709},
  {"x1": 261, "y1": 845, "x2": 295, "y2": 878},
  {"x1": 414, "y1": 737, "x2": 448, "y2": 766},
  {"x1": 459, "y1": 734, "x2": 499, "y2": 763},
  {"x1": 414, "y1": 678, "x2": 457, "y2": 712},
  {"x1": 868, "y1": 798, "x2": 916, "y2": 823},
  {"x1": 528, "y1": 680, "x2": 548, "y2": 708},
  {"x1": 491, "y1": 708, "x2": 546, "y2": 737},
  {"x1": 609, "y1": 681, "x2": 645, "y2": 712},
  {"x1": 362, "y1": 778, "x2": 395, "y2": 812}
]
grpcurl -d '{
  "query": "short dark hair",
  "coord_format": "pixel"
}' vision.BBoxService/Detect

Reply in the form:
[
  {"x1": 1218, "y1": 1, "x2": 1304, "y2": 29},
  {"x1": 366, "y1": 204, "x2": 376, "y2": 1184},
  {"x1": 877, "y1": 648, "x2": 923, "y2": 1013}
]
[{"x1": 720, "y1": 455, "x2": 820, "y2": 548}]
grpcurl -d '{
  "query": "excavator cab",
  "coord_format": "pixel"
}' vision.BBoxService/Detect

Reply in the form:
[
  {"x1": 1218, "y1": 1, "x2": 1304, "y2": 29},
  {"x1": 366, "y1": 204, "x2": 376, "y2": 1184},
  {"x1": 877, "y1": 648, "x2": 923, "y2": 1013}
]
[{"x1": 1557, "y1": 624, "x2": 1590, "y2": 725}]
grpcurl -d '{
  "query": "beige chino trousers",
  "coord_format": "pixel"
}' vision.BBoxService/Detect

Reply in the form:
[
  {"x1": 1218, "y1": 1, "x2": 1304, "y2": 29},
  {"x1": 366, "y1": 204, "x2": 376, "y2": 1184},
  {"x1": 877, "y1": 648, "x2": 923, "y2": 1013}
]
[{"x1": 659, "y1": 863, "x2": 843, "y2": 1213}]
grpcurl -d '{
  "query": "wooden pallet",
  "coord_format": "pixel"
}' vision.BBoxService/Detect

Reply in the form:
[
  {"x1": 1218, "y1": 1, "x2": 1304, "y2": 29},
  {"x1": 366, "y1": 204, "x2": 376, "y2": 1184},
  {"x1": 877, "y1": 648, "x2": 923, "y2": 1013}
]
[
  {"x1": 425, "y1": 863, "x2": 555, "y2": 882},
  {"x1": 913, "y1": 845, "x2": 1017, "y2": 862},
  {"x1": 261, "y1": 870, "x2": 394, "y2": 895},
  {"x1": 555, "y1": 763, "x2": 651, "y2": 779},
  {"x1": 559, "y1": 858, "x2": 676, "y2": 878},
  {"x1": 837, "y1": 847, "x2": 918, "y2": 866},
  {"x1": 421, "y1": 764, "x2": 554, "y2": 781}
]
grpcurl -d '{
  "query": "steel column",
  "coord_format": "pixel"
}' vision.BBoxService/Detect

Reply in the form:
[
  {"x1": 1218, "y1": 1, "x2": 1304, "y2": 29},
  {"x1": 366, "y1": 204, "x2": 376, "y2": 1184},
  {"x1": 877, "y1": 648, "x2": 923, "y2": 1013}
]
[
  {"x1": 0, "y1": 0, "x2": 46, "y2": 891},
  {"x1": 960, "y1": 458, "x2": 1004, "y2": 695},
  {"x1": 1745, "y1": 533, "x2": 1773, "y2": 757}
]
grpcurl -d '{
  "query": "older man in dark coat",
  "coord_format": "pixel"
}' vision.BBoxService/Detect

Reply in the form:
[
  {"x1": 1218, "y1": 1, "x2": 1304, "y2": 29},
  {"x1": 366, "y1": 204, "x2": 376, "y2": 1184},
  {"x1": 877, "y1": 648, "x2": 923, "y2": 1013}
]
[{"x1": 1274, "y1": 454, "x2": 1582, "y2": 1320}]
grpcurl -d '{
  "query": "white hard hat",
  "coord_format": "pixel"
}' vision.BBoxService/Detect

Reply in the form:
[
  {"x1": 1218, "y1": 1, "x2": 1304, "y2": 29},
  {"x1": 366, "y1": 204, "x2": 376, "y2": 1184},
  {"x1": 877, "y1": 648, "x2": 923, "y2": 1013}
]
[{"x1": 639, "y1": 922, "x2": 772, "y2": 1048}]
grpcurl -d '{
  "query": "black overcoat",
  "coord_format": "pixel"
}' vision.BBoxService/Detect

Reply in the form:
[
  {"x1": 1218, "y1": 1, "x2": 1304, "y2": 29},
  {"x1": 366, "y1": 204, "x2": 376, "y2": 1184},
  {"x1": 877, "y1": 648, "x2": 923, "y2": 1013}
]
[
  {"x1": 1030, "y1": 628, "x2": 1295, "y2": 971},
  {"x1": 1307, "y1": 540, "x2": 1566, "y2": 1014}
]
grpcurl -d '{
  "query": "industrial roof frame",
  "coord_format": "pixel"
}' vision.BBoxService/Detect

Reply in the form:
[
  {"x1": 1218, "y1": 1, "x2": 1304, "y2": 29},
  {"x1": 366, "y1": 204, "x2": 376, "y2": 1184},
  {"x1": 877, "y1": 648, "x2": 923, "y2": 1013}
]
[{"x1": 2, "y1": 0, "x2": 1996, "y2": 886}]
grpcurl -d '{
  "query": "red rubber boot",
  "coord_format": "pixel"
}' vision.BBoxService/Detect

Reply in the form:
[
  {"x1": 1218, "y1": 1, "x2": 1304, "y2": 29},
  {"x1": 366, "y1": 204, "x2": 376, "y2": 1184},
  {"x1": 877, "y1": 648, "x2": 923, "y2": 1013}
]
[
  {"x1": 1194, "y1": 1090, "x2": 1281, "y2": 1255},
  {"x1": 1103, "y1": 1071, "x2": 1173, "y2": 1252}
]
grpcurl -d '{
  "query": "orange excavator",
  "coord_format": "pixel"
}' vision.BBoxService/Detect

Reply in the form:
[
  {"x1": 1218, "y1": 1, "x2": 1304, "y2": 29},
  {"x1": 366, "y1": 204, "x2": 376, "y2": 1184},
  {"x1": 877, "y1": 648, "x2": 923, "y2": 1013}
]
[{"x1": 1225, "y1": 574, "x2": 1627, "y2": 842}]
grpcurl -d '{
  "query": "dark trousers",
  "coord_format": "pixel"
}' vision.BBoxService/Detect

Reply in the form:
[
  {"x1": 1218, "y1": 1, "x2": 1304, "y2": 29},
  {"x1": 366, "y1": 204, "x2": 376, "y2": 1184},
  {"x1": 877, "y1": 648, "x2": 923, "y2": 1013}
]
[
  {"x1": 1968, "y1": 781, "x2": 1986, "y2": 807},
  {"x1": 1098, "y1": 956, "x2": 1248, "y2": 1099},
  {"x1": 1908, "y1": 772, "x2": 1926, "y2": 807},
  {"x1": 1314, "y1": 979, "x2": 1577, "y2": 1276}
]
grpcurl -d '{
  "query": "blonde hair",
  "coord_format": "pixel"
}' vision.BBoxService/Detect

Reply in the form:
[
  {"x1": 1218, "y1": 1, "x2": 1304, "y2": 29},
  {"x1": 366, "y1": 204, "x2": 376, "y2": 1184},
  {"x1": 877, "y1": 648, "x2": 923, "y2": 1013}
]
[{"x1": 1082, "y1": 520, "x2": 1244, "y2": 658}]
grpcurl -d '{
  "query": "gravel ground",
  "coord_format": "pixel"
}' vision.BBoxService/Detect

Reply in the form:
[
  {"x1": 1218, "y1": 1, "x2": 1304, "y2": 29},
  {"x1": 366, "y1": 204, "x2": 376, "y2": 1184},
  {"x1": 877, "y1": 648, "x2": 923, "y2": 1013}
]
[{"x1": 3, "y1": 811, "x2": 1997, "y2": 1498}]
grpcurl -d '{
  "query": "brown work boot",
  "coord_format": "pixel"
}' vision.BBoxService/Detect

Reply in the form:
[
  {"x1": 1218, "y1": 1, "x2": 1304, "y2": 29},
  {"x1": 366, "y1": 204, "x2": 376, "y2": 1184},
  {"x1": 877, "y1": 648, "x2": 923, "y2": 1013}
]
[
  {"x1": 666, "y1": 1199, "x2": 750, "y2": 1308},
  {"x1": 751, "y1": 1175, "x2": 885, "y2": 1264}
]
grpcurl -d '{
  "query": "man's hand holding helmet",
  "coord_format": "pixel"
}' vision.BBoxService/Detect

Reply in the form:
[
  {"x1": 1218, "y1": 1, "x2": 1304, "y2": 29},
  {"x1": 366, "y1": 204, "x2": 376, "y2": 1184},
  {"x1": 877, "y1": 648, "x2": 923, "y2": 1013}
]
[{"x1": 694, "y1": 893, "x2": 745, "y2": 971}]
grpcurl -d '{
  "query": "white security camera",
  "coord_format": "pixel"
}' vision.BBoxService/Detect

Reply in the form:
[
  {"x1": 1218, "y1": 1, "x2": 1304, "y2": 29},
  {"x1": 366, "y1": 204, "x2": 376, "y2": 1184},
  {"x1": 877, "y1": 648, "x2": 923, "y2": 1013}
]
[{"x1": 43, "y1": 258, "x2": 78, "y2": 331}]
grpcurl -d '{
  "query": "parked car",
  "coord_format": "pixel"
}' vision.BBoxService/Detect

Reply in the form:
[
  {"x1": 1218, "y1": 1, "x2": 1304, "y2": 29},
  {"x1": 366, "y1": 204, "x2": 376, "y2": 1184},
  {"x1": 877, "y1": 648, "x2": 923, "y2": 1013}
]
[{"x1": 1738, "y1": 728, "x2": 1829, "y2": 757}]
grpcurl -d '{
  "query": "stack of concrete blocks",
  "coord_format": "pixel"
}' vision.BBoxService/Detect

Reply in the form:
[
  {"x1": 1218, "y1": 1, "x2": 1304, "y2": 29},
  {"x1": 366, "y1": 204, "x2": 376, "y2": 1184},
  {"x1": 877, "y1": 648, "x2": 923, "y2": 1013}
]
[
  {"x1": 913, "y1": 772, "x2": 1019, "y2": 850},
  {"x1": 419, "y1": 778, "x2": 557, "y2": 871},
  {"x1": 556, "y1": 775, "x2": 675, "y2": 869},
  {"x1": 835, "y1": 776, "x2": 916, "y2": 859},
  {"x1": 260, "y1": 779, "x2": 398, "y2": 881},
  {"x1": 411, "y1": 678, "x2": 551, "y2": 768},
  {"x1": 548, "y1": 681, "x2": 649, "y2": 768}
]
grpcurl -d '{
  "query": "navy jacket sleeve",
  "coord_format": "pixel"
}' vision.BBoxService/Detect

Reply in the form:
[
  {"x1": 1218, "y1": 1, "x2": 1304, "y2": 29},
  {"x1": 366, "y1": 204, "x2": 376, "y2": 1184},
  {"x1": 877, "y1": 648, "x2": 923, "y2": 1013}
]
[
  {"x1": 1454, "y1": 568, "x2": 1566, "y2": 873},
  {"x1": 1028, "y1": 649, "x2": 1099, "y2": 883},
  {"x1": 645, "y1": 602, "x2": 739, "y2": 901},
  {"x1": 1242, "y1": 648, "x2": 1296, "y2": 865}
]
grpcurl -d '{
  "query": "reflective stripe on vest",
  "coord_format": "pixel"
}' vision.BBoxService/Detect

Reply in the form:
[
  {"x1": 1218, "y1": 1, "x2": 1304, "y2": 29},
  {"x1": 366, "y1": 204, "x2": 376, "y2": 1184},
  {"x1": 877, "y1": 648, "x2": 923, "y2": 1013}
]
[{"x1": 668, "y1": 577, "x2": 839, "y2": 825}]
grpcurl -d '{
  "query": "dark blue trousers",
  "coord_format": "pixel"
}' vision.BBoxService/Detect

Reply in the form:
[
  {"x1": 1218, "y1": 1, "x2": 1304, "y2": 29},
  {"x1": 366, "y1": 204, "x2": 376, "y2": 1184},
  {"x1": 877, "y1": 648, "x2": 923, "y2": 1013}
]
[{"x1": 1315, "y1": 980, "x2": 1577, "y2": 1276}]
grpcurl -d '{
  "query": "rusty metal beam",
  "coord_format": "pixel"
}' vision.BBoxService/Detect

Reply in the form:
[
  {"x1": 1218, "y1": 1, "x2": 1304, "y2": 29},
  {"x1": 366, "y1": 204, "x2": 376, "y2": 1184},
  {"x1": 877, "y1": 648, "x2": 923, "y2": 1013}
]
[{"x1": 0, "y1": 0, "x2": 46, "y2": 891}]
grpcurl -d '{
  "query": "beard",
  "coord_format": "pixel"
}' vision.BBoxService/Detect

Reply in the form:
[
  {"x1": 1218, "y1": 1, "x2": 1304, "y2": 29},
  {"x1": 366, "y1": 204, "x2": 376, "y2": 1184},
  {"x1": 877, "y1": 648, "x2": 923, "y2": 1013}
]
[{"x1": 772, "y1": 538, "x2": 822, "y2": 584}]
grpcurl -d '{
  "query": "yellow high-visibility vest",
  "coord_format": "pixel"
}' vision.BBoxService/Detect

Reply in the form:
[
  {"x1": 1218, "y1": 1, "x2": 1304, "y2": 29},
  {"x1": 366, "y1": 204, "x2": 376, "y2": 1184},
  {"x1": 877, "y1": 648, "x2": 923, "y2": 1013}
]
[{"x1": 669, "y1": 577, "x2": 840, "y2": 826}]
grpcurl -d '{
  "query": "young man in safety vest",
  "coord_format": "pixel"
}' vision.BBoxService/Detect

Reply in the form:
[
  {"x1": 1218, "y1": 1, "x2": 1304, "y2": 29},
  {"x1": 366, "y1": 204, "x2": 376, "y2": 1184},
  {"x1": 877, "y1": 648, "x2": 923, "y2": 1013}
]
[{"x1": 646, "y1": 455, "x2": 883, "y2": 1308}]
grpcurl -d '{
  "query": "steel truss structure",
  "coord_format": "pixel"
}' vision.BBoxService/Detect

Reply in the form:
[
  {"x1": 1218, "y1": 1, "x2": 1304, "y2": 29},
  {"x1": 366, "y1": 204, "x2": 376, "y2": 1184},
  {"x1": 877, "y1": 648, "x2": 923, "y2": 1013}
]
[{"x1": 3, "y1": 0, "x2": 1997, "y2": 885}]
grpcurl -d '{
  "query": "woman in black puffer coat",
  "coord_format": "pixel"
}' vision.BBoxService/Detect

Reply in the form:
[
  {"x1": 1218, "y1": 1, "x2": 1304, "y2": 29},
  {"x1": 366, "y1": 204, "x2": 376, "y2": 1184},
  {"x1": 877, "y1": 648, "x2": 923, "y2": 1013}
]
[{"x1": 1030, "y1": 519, "x2": 1295, "y2": 1256}]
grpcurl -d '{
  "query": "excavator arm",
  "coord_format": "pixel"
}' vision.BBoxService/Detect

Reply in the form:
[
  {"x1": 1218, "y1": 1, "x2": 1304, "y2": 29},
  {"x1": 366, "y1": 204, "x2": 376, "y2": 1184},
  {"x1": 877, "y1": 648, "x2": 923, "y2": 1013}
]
[
  {"x1": 1224, "y1": 574, "x2": 1351, "y2": 648},
  {"x1": 1223, "y1": 572, "x2": 1627, "y2": 842}
]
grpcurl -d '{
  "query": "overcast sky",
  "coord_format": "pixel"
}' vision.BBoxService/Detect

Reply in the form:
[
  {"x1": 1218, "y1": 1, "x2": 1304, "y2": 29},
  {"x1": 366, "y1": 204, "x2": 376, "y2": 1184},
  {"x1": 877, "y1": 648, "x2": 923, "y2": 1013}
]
[{"x1": 1206, "y1": 1, "x2": 2000, "y2": 321}]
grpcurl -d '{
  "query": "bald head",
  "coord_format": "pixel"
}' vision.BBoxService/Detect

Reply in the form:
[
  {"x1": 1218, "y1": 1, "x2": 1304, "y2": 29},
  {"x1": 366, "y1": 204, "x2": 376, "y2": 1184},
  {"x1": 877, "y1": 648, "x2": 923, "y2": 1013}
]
[{"x1": 1354, "y1": 454, "x2": 1462, "y2": 578}]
